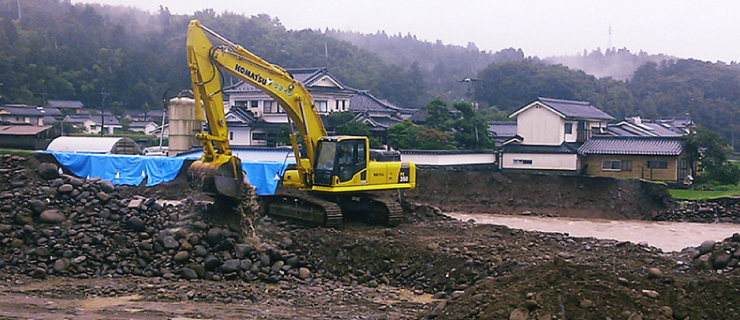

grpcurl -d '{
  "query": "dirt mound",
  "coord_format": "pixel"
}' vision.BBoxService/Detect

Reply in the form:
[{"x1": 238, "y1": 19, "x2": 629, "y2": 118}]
[{"x1": 404, "y1": 169, "x2": 675, "y2": 220}]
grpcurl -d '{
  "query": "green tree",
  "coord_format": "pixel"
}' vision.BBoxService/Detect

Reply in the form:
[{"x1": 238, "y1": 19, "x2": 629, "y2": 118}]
[
  {"x1": 387, "y1": 120, "x2": 455, "y2": 150},
  {"x1": 449, "y1": 101, "x2": 494, "y2": 149},
  {"x1": 682, "y1": 127, "x2": 739, "y2": 184},
  {"x1": 325, "y1": 111, "x2": 355, "y2": 131},
  {"x1": 336, "y1": 121, "x2": 381, "y2": 148},
  {"x1": 423, "y1": 98, "x2": 454, "y2": 130}
]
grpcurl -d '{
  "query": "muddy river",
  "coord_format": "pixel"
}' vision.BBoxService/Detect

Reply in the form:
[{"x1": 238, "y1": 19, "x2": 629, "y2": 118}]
[{"x1": 447, "y1": 213, "x2": 740, "y2": 252}]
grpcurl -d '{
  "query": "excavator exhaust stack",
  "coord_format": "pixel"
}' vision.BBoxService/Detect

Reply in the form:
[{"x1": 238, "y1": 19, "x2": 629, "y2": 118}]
[{"x1": 188, "y1": 156, "x2": 246, "y2": 200}]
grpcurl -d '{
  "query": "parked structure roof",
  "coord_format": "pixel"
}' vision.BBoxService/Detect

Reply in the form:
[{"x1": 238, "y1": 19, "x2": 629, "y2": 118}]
[{"x1": 578, "y1": 136, "x2": 683, "y2": 156}]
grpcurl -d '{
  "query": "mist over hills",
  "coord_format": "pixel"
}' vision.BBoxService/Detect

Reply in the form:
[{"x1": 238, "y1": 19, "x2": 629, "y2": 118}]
[{"x1": 2, "y1": 0, "x2": 740, "y2": 147}]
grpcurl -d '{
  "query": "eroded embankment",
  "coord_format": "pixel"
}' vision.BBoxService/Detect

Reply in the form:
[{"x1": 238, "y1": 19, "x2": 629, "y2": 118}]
[{"x1": 403, "y1": 168, "x2": 675, "y2": 220}]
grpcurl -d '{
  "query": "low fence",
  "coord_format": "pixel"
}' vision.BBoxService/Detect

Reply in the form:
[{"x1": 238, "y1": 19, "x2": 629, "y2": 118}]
[{"x1": 400, "y1": 149, "x2": 498, "y2": 168}]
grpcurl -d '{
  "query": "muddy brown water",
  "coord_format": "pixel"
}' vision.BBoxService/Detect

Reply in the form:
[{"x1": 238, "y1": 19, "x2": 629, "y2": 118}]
[{"x1": 447, "y1": 213, "x2": 740, "y2": 252}]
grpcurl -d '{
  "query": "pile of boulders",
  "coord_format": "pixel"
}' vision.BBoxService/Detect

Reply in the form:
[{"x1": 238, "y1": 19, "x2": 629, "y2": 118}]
[
  {"x1": 0, "y1": 156, "x2": 313, "y2": 283},
  {"x1": 683, "y1": 234, "x2": 740, "y2": 272},
  {"x1": 654, "y1": 200, "x2": 740, "y2": 223}
]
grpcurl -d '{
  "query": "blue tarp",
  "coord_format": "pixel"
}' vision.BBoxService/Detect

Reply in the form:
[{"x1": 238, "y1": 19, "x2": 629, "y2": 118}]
[
  {"x1": 51, "y1": 151, "x2": 186, "y2": 187},
  {"x1": 177, "y1": 152, "x2": 291, "y2": 195},
  {"x1": 49, "y1": 151, "x2": 292, "y2": 195}
]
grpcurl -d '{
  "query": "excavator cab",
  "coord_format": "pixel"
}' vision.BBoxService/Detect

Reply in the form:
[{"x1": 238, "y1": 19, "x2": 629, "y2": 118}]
[{"x1": 313, "y1": 137, "x2": 368, "y2": 186}]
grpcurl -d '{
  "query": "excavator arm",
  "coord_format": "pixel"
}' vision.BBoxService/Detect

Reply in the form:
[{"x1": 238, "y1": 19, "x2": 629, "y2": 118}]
[{"x1": 187, "y1": 20, "x2": 326, "y2": 190}]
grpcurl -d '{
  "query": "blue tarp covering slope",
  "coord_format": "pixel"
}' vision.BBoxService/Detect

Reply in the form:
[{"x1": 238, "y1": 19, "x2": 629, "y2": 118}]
[
  {"x1": 178, "y1": 152, "x2": 291, "y2": 195},
  {"x1": 50, "y1": 151, "x2": 292, "y2": 195},
  {"x1": 51, "y1": 151, "x2": 186, "y2": 187}
]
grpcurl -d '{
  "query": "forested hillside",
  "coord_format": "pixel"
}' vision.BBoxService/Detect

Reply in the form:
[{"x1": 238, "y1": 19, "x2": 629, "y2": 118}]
[{"x1": 2, "y1": 0, "x2": 740, "y2": 147}]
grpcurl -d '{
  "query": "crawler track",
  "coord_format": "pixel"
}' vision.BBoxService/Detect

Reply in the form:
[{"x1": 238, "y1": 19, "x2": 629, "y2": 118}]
[
  {"x1": 262, "y1": 191, "x2": 404, "y2": 227},
  {"x1": 262, "y1": 193, "x2": 343, "y2": 227}
]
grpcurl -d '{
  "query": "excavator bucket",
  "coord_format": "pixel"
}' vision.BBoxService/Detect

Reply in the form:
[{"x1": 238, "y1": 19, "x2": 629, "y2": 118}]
[{"x1": 188, "y1": 155, "x2": 246, "y2": 199}]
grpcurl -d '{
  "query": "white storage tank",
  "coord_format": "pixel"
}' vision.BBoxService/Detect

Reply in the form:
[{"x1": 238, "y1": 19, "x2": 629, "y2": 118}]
[{"x1": 167, "y1": 97, "x2": 200, "y2": 156}]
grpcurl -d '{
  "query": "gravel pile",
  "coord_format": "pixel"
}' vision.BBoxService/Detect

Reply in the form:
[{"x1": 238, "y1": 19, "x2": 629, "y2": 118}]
[{"x1": 0, "y1": 156, "x2": 313, "y2": 283}]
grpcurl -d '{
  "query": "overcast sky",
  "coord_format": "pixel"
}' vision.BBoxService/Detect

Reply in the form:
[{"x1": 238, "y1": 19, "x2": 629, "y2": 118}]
[{"x1": 71, "y1": 0, "x2": 740, "y2": 63}]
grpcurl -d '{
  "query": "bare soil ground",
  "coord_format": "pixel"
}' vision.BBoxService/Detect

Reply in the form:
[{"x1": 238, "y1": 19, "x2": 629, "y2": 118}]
[{"x1": 2, "y1": 161, "x2": 739, "y2": 320}]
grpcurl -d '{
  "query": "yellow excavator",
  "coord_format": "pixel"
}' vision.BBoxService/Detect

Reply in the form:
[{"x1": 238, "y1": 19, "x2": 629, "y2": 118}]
[{"x1": 186, "y1": 20, "x2": 415, "y2": 226}]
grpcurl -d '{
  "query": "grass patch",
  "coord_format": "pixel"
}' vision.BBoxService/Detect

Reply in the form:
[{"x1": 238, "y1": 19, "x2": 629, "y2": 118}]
[
  {"x1": 0, "y1": 149, "x2": 35, "y2": 157},
  {"x1": 669, "y1": 189, "x2": 740, "y2": 200}
]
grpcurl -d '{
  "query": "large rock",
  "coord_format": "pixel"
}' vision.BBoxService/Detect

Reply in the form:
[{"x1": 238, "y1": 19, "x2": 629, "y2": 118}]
[
  {"x1": 58, "y1": 184, "x2": 74, "y2": 193},
  {"x1": 53, "y1": 258, "x2": 71, "y2": 272},
  {"x1": 173, "y1": 251, "x2": 191, "y2": 263},
  {"x1": 181, "y1": 267, "x2": 199, "y2": 280},
  {"x1": 99, "y1": 180, "x2": 115, "y2": 193},
  {"x1": 39, "y1": 209, "x2": 65, "y2": 224},
  {"x1": 127, "y1": 217, "x2": 146, "y2": 232},
  {"x1": 37, "y1": 163, "x2": 59, "y2": 180},
  {"x1": 221, "y1": 259, "x2": 240, "y2": 273},
  {"x1": 698, "y1": 240, "x2": 715, "y2": 255},
  {"x1": 28, "y1": 200, "x2": 46, "y2": 215}
]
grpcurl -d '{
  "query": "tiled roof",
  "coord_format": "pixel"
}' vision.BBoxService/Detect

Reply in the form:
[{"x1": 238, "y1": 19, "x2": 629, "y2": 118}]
[
  {"x1": 47, "y1": 100, "x2": 83, "y2": 109},
  {"x1": 538, "y1": 97, "x2": 615, "y2": 121},
  {"x1": 289, "y1": 68, "x2": 329, "y2": 85},
  {"x1": 64, "y1": 114, "x2": 121, "y2": 126},
  {"x1": 129, "y1": 121, "x2": 156, "y2": 127},
  {"x1": 352, "y1": 112, "x2": 402, "y2": 129},
  {"x1": 0, "y1": 125, "x2": 53, "y2": 135},
  {"x1": 502, "y1": 142, "x2": 581, "y2": 154},
  {"x1": 225, "y1": 107, "x2": 256, "y2": 126},
  {"x1": 578, "y1": 136, "x2": 683, "y2": 156},
  {"x1": 488, "y1": 121, "x2": 517, "y2": 137},
  {"x1": 349, "y1": 90, "x2": 401, "y2": 113},
  {"x1": 1, "y1": 105, "x2": 44, "y2": 116}
]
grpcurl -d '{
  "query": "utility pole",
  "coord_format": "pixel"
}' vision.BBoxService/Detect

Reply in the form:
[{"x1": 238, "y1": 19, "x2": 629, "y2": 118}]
[
  {"x1": 100, "y1": 90, "x2": 109, "y2": 137},
  {"x1": 16, "y1": 0, "x2": 21, "y2": 21}
]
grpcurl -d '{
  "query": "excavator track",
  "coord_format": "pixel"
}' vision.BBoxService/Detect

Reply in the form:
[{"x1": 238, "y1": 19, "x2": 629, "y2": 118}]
[
  {"x1": 262, "y1": 193, "x2": 343, "y2": 227},
  {"x1": 261, "y1": 190, "x2": 405, "y2": 227}
]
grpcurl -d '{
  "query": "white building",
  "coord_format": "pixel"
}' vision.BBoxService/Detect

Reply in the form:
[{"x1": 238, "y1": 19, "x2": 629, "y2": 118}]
[{"x1": 500, "y1": 97, "x2": 615, "y2": 172}]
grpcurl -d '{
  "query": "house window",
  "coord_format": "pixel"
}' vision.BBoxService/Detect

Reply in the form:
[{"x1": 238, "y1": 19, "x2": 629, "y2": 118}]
[
  {"x1": 564, "y1": 123, "x2": 573, "y2": 134},
  {"x1": 513, "y1": 159, "x2": 533, "y2": 165},
  {"x1": 602, "y1": 160, "x2": 621, "y2": 171},
  {"x1": 250, "y1": 101, "x2": 259, "y2": 109},
  {"x1": 264, "y1": 101, "x2": 275, "y2": 113},
  {"x1": 316, "y1": 100, "x2": 328, "y2": 113},
  {"x1": 621, "y1": 160, "x2": 632, "y2": 172},
  {"x1": 252, "y1": 132, "x2": 268, "y2": 141},
  {"x1": 229, "y1": 131, "x2": 233, "y2": 141},
  {"x1": 335, "y1": 100, "x2": 346, "y2": 111},
  {"x1": 647, "y1": 160, "x2": 668, "y2": 169}
]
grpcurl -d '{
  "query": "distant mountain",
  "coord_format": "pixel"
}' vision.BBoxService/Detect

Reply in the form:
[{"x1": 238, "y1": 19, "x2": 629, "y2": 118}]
[{"x1": 545, "y1": 48, "x2": 673, "y2": 80}]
